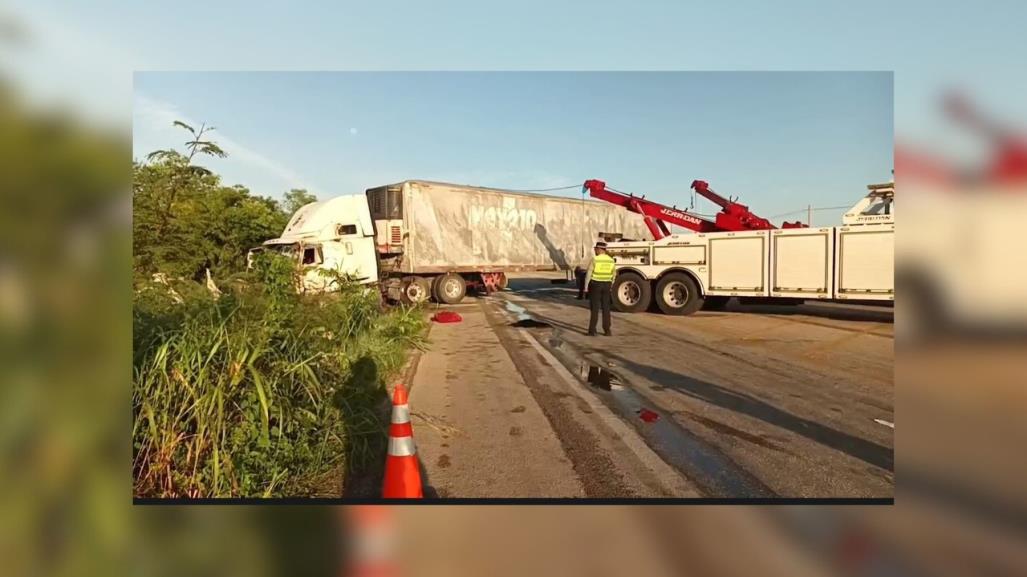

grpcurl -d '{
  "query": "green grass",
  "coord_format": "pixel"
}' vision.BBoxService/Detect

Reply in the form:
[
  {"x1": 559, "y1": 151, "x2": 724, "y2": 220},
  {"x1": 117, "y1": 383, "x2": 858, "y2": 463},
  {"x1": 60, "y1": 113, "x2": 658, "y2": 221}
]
[{"x1": 132, "y1": 256, "x2": 426, "y2": 498}]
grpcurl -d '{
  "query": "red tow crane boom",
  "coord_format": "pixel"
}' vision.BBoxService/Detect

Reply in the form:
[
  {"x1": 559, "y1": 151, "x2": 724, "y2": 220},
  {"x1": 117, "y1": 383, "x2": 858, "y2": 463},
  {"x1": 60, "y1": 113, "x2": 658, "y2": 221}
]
[{"x1": 582, "y1": 179, "x2": 806, "y2": 240}]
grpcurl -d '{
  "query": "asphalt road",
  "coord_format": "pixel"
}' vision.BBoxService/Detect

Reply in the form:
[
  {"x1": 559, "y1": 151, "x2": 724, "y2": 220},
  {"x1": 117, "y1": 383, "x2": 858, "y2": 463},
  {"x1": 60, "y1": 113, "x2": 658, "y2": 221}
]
[{"x1": 409, "y1": 273, "x2": 893, "y2": 498}]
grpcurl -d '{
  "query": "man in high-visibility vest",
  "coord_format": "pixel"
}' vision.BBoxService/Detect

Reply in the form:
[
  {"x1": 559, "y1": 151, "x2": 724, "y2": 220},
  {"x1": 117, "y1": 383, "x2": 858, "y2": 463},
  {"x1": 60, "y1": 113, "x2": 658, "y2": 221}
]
[{"x1": 584, "y1": 241, "x2": 616, "y2": 336}]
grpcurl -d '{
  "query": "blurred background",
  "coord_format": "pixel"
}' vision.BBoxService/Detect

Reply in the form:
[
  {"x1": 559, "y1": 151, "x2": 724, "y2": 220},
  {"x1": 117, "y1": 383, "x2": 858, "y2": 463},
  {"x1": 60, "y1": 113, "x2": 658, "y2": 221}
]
[{"x1": 1, "y1": 1, "x2": 1025, "y2": 576}]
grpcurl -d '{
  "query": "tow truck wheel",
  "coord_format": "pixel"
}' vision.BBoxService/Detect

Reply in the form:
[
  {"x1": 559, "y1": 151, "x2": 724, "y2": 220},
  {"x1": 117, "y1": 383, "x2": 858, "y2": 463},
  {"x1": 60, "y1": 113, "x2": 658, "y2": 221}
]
[
  {"x1": 433, "y1": 273, "x2": 467, "y2": 305},
  {"x1": 655, "y1": 272, "x2": 704, "y2": 316},
  {"x1": 401, "y1": 276, "x2": 431, "y2": 305},
  {"x1": 612, "y1": 271, "x2": 651, "y2": 313}
]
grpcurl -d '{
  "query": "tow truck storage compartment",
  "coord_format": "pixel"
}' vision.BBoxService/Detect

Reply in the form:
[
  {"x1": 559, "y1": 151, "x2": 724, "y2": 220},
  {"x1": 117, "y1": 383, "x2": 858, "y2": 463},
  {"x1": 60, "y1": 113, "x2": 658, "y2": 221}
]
[
  {"x1": 835, "y1": 223, "x2": 894, "y2": 300},
  {"x1": 707, "y1": 231, "x2": 768, "y2": 296},
  {"x1": 772, "y1": 228, "x2": 834, "y2": 298}
]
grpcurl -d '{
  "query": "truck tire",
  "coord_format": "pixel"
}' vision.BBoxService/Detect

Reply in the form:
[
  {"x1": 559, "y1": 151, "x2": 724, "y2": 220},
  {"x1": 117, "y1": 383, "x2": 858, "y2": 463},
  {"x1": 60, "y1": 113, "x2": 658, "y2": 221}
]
[
  {"x1": 434, "y1": 273, "x2": 466, "y2": 304},
  {"x1": 400, "y1": 276, "x2": 431, "y2": 305},
  {"x1": 612, "y1": 271, "x2": 651, "y2": 313},
  {"x1": 655, "y1": 272, "x2": 704, "y2": 316}
]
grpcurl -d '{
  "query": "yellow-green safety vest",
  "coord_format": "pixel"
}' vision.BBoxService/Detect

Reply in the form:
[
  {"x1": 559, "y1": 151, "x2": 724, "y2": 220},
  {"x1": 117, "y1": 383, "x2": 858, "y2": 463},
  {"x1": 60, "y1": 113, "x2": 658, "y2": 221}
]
[{"x1": 591, "y1": 254, "x2": 616, "y2": 282}]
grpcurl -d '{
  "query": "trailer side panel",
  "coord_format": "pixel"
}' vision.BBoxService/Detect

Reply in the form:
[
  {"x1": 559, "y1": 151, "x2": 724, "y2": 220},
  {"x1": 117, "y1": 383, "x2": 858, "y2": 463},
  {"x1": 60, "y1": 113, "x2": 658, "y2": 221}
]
[{"x1": 398, "y1": 181, "x2": 650, "y2": 274}]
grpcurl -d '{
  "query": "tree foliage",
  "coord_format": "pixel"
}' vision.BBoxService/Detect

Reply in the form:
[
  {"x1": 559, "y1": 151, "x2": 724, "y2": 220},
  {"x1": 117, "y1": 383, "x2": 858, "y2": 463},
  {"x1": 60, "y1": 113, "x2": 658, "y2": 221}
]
[
  {"x1": 283, "y1": 188, "x2": 317, "y2": 215},
  {"x1": 133, "y1": 121, "x2": 292, "y2": 280}
]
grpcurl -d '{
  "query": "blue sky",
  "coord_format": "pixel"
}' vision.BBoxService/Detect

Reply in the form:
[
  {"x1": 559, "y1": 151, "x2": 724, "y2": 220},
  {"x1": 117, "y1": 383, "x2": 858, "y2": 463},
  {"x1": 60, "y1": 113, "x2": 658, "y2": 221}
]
[
  {"x1": 134, "y1": 72, "x2": 891, "y2": 225},
  {"x1": 8, "y1": 0, "x2": 1026, "y2": 221}
]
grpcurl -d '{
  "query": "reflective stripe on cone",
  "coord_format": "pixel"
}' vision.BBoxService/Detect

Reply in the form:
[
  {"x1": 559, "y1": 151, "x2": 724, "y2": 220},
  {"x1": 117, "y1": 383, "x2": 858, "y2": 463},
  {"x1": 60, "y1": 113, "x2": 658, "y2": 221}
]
[
  {"x1": 391, "y1": 403, "x2": 410, "y2": 424},
  {"x1": 388, "y1": 435, "x2": 416, "y2": 458}
]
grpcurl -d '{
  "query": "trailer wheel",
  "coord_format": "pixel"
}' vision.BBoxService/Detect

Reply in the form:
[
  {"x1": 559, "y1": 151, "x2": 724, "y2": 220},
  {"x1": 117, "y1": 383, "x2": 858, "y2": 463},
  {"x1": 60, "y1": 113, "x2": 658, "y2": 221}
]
[
  {"x1": 612, "y1": 272, "x2": 651, "y2": 313},
  {"x1": 434, "y1": 273, "x2": 466, "y2": 304},
  {"x1": 400, "y1": 276, "x2": 431, "y2": 305},
  {"x1": 655, "y1": 272, "x2": 704, "y2": 316}
]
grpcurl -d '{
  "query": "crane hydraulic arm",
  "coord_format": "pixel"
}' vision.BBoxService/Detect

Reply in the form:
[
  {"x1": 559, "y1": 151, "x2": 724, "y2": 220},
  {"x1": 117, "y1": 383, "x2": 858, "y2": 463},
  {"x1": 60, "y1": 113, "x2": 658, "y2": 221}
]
[
  {"x1": 583, "y1": 179, "x2": 805, "y2": 240},
  {"x1": 689, "y1": 179, "x2": 797, "y2": 231},
  {"x1": 582, "y1": 179, "x2": 720, "y2": 239}
]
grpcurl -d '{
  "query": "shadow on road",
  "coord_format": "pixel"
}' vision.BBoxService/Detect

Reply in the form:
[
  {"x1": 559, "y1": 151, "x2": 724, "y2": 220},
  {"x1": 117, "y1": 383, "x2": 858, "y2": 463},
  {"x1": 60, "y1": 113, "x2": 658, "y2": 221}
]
[
  {"x1": 600, "y1": 350, "x2": 894, "y2": 472},
  {"x1": 419, "y1": 456, "x2": 442, "y2": 498},
  {"x1": 729, "y1": 301, "x2": 894, "y2": 324},
  {"x1": 505, "y1": 277, "x2": 893, "y2": 325},
  {"x1": 493, "y1": 291, "x2": 894, "y2": 474}
]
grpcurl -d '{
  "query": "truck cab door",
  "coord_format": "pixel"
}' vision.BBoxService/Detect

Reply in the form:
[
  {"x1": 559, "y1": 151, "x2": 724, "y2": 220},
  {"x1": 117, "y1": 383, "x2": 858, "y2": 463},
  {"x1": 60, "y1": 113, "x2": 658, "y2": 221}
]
[{"x1": 334, "y1": 222, "x2": 379, "y2": 285}]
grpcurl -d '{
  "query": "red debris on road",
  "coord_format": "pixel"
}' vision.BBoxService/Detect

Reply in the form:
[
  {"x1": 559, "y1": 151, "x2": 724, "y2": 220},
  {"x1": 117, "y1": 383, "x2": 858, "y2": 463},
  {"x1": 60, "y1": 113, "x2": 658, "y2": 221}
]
[
  {"x1": 432, "y1": 311, "x2": 463, "y2": 323},
  {"x1": 637, "y1": 408, "x2": 660, "y2": 423}
]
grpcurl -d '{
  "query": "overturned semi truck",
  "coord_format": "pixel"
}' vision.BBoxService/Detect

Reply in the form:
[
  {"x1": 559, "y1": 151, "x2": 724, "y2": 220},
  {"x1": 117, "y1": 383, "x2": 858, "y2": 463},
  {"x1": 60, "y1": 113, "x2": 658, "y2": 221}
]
[{"x1": 251, "y1": 180, "x2": 651, "y2": 304}]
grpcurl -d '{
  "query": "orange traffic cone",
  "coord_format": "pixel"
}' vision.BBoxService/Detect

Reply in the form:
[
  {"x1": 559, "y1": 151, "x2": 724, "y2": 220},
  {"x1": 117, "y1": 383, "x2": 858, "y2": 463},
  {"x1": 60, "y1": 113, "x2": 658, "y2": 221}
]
[{"x1": 382, "y1": 384, "x2": 423, "y2": 498}]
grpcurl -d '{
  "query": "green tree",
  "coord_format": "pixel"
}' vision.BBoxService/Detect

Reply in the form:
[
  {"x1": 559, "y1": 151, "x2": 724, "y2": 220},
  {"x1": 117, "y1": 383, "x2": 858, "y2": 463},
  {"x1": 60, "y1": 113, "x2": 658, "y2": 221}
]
[
  {"x1": 145, "y1": 121, "x2": 227, "y2": 240},
  {"x1": 133, "y1": 120, "x2": 289, "y2": 280},
  {"x1": 282, "y1": 188, "x2": 317, "y2": 215}
]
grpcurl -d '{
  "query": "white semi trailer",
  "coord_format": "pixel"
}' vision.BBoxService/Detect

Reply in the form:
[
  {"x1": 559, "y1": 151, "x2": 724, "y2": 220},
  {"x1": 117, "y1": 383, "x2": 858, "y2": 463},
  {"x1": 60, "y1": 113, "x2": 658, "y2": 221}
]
[
  {"x1": 251, "y1": 180, "x2": 650, "y2": 304},
  {"x1": 602, "y1": 183, "x2": 895, "y2": 315}
]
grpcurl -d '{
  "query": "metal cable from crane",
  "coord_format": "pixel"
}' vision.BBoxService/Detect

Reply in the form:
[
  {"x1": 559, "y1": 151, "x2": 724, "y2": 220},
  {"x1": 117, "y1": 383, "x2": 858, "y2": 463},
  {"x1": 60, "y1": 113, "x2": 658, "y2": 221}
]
[
  {"x1": 768, "y1": 205, "x2": 850, "y2": 220},
  {"x1": 501, "y1": 184, "x2": 582, "y2": 193}
]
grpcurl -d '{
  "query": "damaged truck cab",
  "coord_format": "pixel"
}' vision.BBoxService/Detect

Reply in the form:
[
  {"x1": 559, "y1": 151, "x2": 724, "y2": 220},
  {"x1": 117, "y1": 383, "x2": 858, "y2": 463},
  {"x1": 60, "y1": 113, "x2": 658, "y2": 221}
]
[{"x1": 250, "y1": 195, "x2": 380, "y2": 293}]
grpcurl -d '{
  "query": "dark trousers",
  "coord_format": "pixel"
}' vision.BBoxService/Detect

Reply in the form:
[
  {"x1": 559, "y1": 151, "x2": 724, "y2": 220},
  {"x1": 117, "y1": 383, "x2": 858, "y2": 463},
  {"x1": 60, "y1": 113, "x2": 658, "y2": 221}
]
[
  {"x1": 575, "y1": 267, "x2": 586, "y2": 299},
  {"x1": 588, "y1": 280, "x2": 612, "y2": 334}
]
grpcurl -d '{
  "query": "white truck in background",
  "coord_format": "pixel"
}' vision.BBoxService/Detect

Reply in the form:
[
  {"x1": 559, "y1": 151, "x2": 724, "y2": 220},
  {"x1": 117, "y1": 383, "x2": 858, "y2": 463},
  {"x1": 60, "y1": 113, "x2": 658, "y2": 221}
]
[{"x1": 602, "y1": 182, "x2": 895, "y2": 315}]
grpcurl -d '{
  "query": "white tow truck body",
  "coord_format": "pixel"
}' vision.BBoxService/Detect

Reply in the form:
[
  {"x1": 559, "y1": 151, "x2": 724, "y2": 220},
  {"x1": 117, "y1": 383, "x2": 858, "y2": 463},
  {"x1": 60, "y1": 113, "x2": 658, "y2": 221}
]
[{"x1": 604, "y1": 183, "x2": 895, "y2": 314}]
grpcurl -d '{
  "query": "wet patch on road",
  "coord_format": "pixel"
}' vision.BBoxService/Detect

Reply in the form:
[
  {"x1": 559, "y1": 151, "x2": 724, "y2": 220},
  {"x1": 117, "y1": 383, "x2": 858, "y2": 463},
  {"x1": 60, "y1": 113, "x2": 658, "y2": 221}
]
[
  {"x1": 512, "y1": 318, "x2": 551, "y2": 328},
  {"x1": 481, "y1": 301, "x2": 638, "y2": 498},
  {"x1": 503, "y1": 300, "x2": 533, "y2": 322},
  {"x1": 574, "y1": 358, "x2": 776, "y2": 498},
  {"x1": 584, "y1": 364, "x2": 626, "y2": 391},
  {"x1": 503, "y1": 300, "x2": 554, "y2": 328}
]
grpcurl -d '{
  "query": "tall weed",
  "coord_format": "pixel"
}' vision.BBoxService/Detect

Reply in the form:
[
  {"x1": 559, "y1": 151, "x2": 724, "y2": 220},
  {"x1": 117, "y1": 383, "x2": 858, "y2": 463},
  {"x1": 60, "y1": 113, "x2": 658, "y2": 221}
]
[{"x1": 132, "y1": 255, "x2": 426, "y2": 497}]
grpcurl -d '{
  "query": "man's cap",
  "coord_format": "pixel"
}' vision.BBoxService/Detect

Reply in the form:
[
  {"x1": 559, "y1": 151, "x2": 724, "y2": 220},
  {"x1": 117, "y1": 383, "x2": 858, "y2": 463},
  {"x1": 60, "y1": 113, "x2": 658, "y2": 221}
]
[{"x1": 594, "y1": 241, "x2": 608, "y2": 249}]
